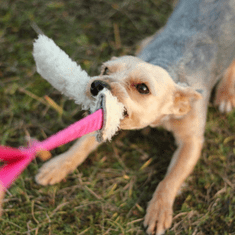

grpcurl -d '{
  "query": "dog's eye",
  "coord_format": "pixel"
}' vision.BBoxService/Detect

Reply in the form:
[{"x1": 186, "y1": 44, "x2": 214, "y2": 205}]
[
  {"x1": 136, "y1": 83, "x2": 149, "y2": 94},
  {"x1": 103, "y1": 67, "x2": 109, "y2": 75}
]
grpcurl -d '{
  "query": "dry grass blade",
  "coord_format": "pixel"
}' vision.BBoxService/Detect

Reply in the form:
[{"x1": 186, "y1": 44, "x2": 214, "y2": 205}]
[{"x1": 44, "y1": 95, "x2": 64, "y2": 115}]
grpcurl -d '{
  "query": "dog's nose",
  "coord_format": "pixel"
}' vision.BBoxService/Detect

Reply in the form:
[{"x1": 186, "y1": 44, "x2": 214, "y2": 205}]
[{"x1": 90, "y1": 80, "x2": 110, "y2": 96}]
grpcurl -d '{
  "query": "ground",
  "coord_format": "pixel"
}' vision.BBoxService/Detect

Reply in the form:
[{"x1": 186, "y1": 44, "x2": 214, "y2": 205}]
[{"x1": 0, "y1": 0, "x2": 234, "y2": 234}]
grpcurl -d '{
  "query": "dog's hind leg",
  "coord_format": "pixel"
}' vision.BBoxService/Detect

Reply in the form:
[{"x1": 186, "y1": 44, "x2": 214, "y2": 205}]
[{"x1": 215, "y1": 60, "x2": 235, "y2": 113}]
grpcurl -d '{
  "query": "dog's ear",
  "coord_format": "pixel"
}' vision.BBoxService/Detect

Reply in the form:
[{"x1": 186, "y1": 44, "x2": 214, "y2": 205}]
[{"x1": 171, "y1": 85, "x2": 202, "y2": 117}]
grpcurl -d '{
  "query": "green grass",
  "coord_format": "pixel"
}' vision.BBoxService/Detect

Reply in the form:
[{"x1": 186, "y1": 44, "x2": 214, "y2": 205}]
[{"x1": 0, "y1": 0, "x2": 235, "y2": 234}]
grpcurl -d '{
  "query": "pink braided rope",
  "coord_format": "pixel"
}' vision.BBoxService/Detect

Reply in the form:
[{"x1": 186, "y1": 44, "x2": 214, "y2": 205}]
[{"x1": 0, "y1": 109, "x2": 103, "y2": 190}]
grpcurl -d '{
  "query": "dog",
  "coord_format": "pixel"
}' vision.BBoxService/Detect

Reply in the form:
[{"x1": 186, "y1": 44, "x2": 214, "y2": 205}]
[{"x1": 35, "y1": 0, "x2": 235, "y2": 234}]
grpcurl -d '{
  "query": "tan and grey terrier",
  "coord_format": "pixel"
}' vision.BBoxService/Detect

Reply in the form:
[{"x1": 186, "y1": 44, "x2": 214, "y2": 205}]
[{"x1": 36, "y1": 0, "x2": 235, "y2": 234}]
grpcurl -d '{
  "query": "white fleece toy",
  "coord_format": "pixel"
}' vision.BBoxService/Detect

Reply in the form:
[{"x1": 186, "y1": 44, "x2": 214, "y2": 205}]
[
  {"x1": 0, "y1": 35, "x2": 125, "y2": 215},
  {"x1": 33, "y1": 34, "x2": 124, "y2": 141}
]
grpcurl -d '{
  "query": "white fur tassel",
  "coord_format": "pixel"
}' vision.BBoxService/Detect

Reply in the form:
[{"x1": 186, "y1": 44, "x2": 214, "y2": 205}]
[
  {"x1": 33, "y1": 34, "x2": 124, "y2": 141},
  {"x1": 33, "y1": 34, "x2": 92, "y2": 109}
]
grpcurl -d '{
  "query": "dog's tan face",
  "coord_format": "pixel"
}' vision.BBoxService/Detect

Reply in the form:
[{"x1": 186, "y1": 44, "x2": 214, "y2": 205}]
[{"x1": 88, "y1": 56, "x2": 202, "y2": 130}]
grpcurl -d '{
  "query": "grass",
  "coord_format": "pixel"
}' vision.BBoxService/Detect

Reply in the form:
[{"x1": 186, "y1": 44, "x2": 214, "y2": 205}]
[{"x1": 0, "y1": 0, "x2": 235, "y2": 234}]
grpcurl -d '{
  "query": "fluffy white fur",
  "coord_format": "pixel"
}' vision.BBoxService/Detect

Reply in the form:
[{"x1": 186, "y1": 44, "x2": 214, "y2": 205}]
[
  {"x1": 33, "y1": 34, "x2": 92, "y2": 109},
  {"x1": 96, "y1": 89, "x2": 124, "y2": 141},
  {"x1": 33, "y1": 34, "x2": 124, "y2": 141}
]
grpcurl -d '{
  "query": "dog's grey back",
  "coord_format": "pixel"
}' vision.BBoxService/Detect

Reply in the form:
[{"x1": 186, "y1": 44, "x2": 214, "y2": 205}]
[{"x1": 138, "y1": 0, "x2": 235, "y2": 89}]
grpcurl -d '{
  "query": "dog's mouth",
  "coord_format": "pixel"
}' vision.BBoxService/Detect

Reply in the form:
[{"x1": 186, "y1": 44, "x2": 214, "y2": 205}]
[{"x1": 123, "y1": 107, "x2": 129, "y2": 118}]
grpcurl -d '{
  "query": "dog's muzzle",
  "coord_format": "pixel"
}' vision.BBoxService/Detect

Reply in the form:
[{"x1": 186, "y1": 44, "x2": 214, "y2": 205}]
[{"x1": 90, "y1": 80, "x2": 111, "y2": 96}]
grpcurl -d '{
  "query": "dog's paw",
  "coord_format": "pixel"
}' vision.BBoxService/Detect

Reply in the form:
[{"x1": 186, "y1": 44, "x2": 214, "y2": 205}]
[
  {"x1": 35, "y1": 155, "x2": 74, "y2": 185},
  {"x1": 144, "y1": 187, "x2": 173, "y2": 235},
  {"x1": 215, "y1": 82, "x2": 235, "y2": 113}
]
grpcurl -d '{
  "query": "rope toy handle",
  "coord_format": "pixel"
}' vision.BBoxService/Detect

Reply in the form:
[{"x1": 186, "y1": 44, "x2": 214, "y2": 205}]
[{"x1": 0, "y1": 109, "x2": 103, "y2": 215}]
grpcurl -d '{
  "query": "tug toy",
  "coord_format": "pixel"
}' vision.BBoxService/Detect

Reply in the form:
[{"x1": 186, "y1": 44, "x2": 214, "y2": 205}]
[{"x1": 0, "y1": 35, "x2": 124, "y2": 215}]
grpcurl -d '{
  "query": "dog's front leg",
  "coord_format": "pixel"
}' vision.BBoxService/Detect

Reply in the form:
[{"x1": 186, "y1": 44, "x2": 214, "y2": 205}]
[
  {"x1": 144, "y1": 135, "x2": 203, "y2": 234},
  {"x1": 36, "y1": 133, "x2": 101, "y2": 185},
  {"x1": 144, "y1": 108, "x2": 206, "y2": 235}
]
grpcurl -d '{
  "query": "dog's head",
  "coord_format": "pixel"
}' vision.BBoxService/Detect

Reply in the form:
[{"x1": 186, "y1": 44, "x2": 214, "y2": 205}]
[{"x1": 88, "y1": 56, "x2": 202, "y2": 130}]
